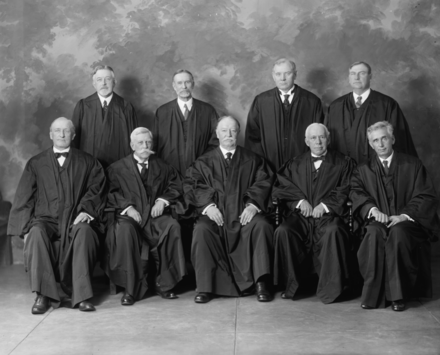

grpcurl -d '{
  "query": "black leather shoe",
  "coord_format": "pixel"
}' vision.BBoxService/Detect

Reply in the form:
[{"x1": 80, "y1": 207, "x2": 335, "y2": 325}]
[
  {"x1": 391, "y1": 300, "x2": 405, "y2": 312},
  {"x1": 79, "y1": 301, "x2": 96, "y2": 312},
  {"x1": 121, "y1": 292, "x2": 134, "y2": 306},
  {"x1": 194, "y1": 292, "x2": 212, "y2": 304},
  {"x1": 156, "y1": 289, "x2": 178, "y2": 300},
  {"x1": 256, "y1": 282, "x2": 273, "y2": 302},
  {"x1": 361, "y1": 304, "x2": 374, "y2": 310},
  {"x1": 32, "y1": 295, "x2": 50, "y2": 314}
]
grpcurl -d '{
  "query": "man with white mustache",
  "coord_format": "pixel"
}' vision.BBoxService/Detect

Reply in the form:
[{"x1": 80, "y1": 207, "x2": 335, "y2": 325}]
[
  {"x1": 72, "y1": 65, "x2": 138, "y2": 168},
  {"x1": 104, "y1": 128, "x2": 186, "y2": 305}
]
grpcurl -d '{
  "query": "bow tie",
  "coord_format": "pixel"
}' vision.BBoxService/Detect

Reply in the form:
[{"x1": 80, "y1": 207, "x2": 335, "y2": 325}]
[
  {"x1": 311, "y1": 156, "x2": 325, "y2": 162},
  {"x1": 54, "y1": 152, "x2": 68, "y2": 159}
]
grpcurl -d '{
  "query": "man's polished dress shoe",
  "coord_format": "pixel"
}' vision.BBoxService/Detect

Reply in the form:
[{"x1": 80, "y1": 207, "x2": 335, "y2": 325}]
[
  {"x1": 121, "y1": 292, "x2": 134, "y2": 306},
  {"x1": 194, "y1": 292, "x2": 212, "y2": 304},
  {"x1": 391, "y1": 300, "x2": 405, "y2": 312},
  {"x1": 361, "y1": 304, "x2": 374, "y2": 310},
  {"x1": 32, "y1": 295, "x2": 50, "y2": 314},
  {"x1": 155, "y1": 289, "x2": 178, "y2": 300},
  {"x1": 78, "y1": 301, "x2": 96, "y2": 312},
  {"x1": 256, "y1": 282, "x2": 273, "y2": 302}
]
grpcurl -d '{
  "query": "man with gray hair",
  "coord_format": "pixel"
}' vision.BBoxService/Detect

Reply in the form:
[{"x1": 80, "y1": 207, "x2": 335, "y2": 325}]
[
  {"x1": 104, "y1": 127, "x2": 186, "y2": 305},
  {"x1": 184, "y1": 116, "x2": 275, "y2": 304},
  {"x1": 245, "y1": 58, "x2": 324, "y2": 171},
  {"x1": 273, "y1": 123, "x2": 354, "y2": 304},
  {"x1": 72, "y1": 65, "x2": 138, "y2": 168},
  {"x1": 8, "y1": 117, "x2": 106, "y2": 314},
  {"x1": 350, "y1": 121, "x2": 439, "y2": 311},
  {"x1": 326, "y1": 61, "x2": 417, "y2": 164},
  {"x1": 154, "y1": 69, "x2": 219, "y2": 175}
]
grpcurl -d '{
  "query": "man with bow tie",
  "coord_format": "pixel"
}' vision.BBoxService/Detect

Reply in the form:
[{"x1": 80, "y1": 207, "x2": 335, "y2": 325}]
[
  {"x1": 326, "y1": 61, "x2": 417, "y2": 165},
  {"x1": 7, "y1": 117, "x2": 106, "y2": 314},
  {"x1": 104, "y1": 127, "x2": 186, "y2": 305},
  {"x1": 273, "y1": 123, "x2": 355, "y2": 304},
  {"x1": 72, "y1": 65, "x2": 138, "y2": 168},
  {"x1": 184, "y1": 116, "x2": 275, "y2": 303},
  {"x1": 245, "y1": 58, "x2": 324, "y2": 171},
  {"x1": 350, "y1": 121, "x2": 439, "y2": 311}
]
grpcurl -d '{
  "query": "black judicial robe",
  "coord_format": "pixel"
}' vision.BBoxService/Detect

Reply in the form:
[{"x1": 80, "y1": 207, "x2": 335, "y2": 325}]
[
  {"x1": 105, "y1": 154, "x2": 186, "y2": 296},
  {"x1": 245, "y1": 86, "x2": 324, "y2": 171},
  {"x1": 184, "y1": 146, "x2": 274, "y2": 293},
  {"x1": 350, "y1": 152, "x2": 440, "y2": 241},
  {"x1": 72, "y1": 92, "x2": 138, "y2": 168},
  {"x1": 7, "y1": 148, "x2": 106, "y2": 285},
  {"x1": 273, "y1": 150, "x2": 354, "y2": 302},
  {"x1": 154, "y1": 99, "x2": 219, "y2": 175},
  {"x1": 326, "y1": 90, "x2": 417, "y2": 164}
]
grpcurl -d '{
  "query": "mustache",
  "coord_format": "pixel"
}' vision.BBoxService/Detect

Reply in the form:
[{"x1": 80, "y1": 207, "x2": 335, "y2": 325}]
[{"x1": 139, "y1": 148, "x2": 155, "y2": 155}]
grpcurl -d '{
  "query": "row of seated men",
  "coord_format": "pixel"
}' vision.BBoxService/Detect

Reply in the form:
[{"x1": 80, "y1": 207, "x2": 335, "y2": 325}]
[{"x1": 7, "y1": 114, "x2": 439, "y2": 315}]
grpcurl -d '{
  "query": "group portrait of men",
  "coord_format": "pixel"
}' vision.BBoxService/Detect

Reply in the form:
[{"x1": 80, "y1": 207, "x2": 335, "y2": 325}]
[{"x1": 7, "y1": 58, "x2": 438, "y2": 316}]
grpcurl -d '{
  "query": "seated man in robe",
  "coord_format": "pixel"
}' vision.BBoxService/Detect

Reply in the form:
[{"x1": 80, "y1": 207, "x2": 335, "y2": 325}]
[
  {"x1": 350, "y1": 121, "x2": 439, "y2": 311},
  {"x1": 273, "y1": 123, "x2": 354, "y2": 304},
  {"x1": 7, "y1": 117, "x2": 106, "y2": 314},
  {"x1": 184, "y1": 116, "x2": 275, "y2": 304},
  {"x1": 104, "y1": 127, "x2": 186, "y2": 305}
]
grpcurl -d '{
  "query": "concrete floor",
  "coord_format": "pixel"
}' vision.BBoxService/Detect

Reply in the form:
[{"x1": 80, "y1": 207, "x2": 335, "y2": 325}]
[{"x1": 1, "y1": 247, "x2": 440, "y2": 355}]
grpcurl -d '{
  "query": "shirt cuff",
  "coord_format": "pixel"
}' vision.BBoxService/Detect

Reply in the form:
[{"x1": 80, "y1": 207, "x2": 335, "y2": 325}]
[
  {"x1": 401, "y1": 214, "x2": 414, "y2": 222},
  {"x1": 155, "y1": 198, "x2": 170, "y2": 207},
  {"x1": 202, "y1": 203, "x2": 216, "y2": 215},
  {"x1": 121, "y1": 206, "x2": 133, "y2": 215},
  {"x1": 320, "y1": 202, "x2": 329, "y2": 213},
  {"x1": 368, "y1": 207, "x2": 378, "y2": 219},
  {"x1": 296, "y1": 199, "x2": 304, "y2": 209},
  {"x1": 83, "y1": 212, "x2": 94, "y2": 221},
  {"x1": 246, "y1": 203, "x2": 261, "y2": 213}
]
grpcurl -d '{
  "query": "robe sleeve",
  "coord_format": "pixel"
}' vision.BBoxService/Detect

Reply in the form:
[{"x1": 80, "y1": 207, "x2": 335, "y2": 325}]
[
  {"x1": 76, "y1": 159, "x2": 107, "y2": 218},
  {"x1": 243, "y1": 158, "x2": 274, "y2": 213},
  {"x1": 244, "y1": 97, "x2": 265, "y2": 158},
  {"x1": 349, "y1": 166, "x2": 378, "y2": 221},
  {"x1": 106, "y1": 166, "x2": 137, "y2": 212},
  {"x1": 71, "y1": 100, "x2": 83, "y2": 150},
  {"x1": 273, "y1": 160, "x2": 305, "y2": 211},
  {"x1": 158, "y1": 165, "x2": 184, "y2": 204},
  {"x1": 388, "y1": 102, "x2": 418, "y2": 158},
  {"x1": 320, "y1": 157, "x2": 354, "y2": 216},
  {"x1": 124, "y1": 102, "x2": 138, "y2": 146},
  {"x1": 205, "y1": 108, "x2": 220, "y2": 154},
  {"x1": 7, "y1": 161, "x2": 37, "y2": 236}
]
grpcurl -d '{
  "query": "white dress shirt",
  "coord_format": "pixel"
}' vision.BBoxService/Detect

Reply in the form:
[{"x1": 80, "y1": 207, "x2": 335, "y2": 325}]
[
  {"x1": 177, "y1": 97, "x2": 193, "y2": 115},
  {"x1": 53, "y1": 147, "x2": 70, "y2": 167},
  {"x1": 352, "y1": 88, "x2": 371, "y2": 106},
  {"x1": 98, "y1": 93, "x2": 113, "y2": 107},
  {"x1": 279, "y1": 85, "x2": 295, "y2": 104}
]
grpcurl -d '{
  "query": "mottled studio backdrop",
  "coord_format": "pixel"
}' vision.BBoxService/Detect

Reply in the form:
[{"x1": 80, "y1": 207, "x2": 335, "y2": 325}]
[{"x1": 1, "y1": 0, "x2": 440, "y2": 202}]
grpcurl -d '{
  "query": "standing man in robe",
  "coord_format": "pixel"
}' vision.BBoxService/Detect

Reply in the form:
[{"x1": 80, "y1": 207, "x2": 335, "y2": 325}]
[
  {"x1": 104, "y1": 128, "x2": 186, "y2": 305},
  {"x1": 245, "y1": 58, "x2": 324, "y2": 171},
  {"x1": 154, "y1": 69, "x2": 219, "y2": 176},
  {"x1": 273, "y1": 123, "x2": 354, "y2": 304},
  {"x1": 326, "y1": 61, "x2": 417, "y2": 164},
  {"x1": 350, "y1": 121, "x2": 439, "y2": 311},
  {"x1": 7, "y1": 117, "x2": 106, "y2": 314},
  {"x1": 184, "y1": 116, "x2": 275, "y2": 304},
  {"x1": 72, "y1": 65, "x2": 138, "y2": 168}
]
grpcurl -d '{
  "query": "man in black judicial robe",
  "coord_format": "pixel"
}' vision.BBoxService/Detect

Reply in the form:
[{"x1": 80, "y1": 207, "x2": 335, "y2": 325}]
[
  {"x1": 7, "y1": 117, "x2": 106, "y2": 314},
  {"x1": 72, "y1": 65, "x2": 138, "y2": 168},
  {"x1": 184, "y1": 116, "x2": 275, "y2": 303},
  {"x1": 326, "y1": 61, "x2": 417, "y2": 165},
  {"x1": 273, "y1": 123, "x2": 354, "y2": 304},
  {"x1": 104, "y1": 128, "x2": 186, "y2": 305},
  {"x1": 350, "y1": 121, "x2": 439, "y2": 311},
  {"x1": 154, "y1": 69, "x2": 219, "y2": 175},
  {"x1": 245, "y1": 58, "x2": 324, "y2": 171}
]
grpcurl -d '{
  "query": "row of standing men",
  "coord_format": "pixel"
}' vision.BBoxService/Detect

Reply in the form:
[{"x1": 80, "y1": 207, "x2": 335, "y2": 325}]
[{"x1": 7, "y1": 58, "x2": 439, "y2": 314}]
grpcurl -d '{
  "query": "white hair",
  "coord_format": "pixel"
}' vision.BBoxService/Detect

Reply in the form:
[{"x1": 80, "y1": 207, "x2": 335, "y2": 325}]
[
  {"x1": 50, "y1": 117, "x2": 75, "y2": 133},
  {"x1": 130, "y1": 127, "x2": 153, "y2": 143},
  {"x1": 305, "y1": 123, "x2": 329, "y2": 138}
]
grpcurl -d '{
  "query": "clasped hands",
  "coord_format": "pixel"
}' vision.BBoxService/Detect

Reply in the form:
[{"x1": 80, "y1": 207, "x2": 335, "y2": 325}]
[
  {"x1": 299, "y1": 200, "x2": 326, "y2": 219},
  {"x1": 126, "y1": 200, "x2": 166, "y2": 224},
  {"x1": 206, "y1": 204, "x2": 258, "y2": 226},
  {"x1": 371, "y1": 209, "x2": 408, "y2": 227}
]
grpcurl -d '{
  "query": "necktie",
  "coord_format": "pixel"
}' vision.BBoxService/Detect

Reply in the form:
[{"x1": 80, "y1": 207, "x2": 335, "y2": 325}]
[
  {"x1": 225, "y1": 152, "x2": 232, "y2": 167},
  {"x1": 355, "y1": 96, "x2": 362, "y2": 108},
  {"x1": 311, "y1": 156, "x2": 325, "y2": 162},
  {"x1": 383, "y1": 160, "x2": 389, "y2": 175},
  {"x1": 283, "y1": 94, "x2": 290, "y2": 110},
  {"x1": 103, "y1": 100, "x2": 108, "y2": 118},
  {"x1": 54, "y1": 152, "x2": 68, "y2": 159},
  {"x1": 138, "y1": 162, "x2": 148, "y2": 178},
  {"x1": 183, "y1": 104, "x2": 189, "y2": 120}
]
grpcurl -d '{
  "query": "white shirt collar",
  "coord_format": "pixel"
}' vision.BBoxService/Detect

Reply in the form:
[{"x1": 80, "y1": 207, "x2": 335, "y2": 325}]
[
  {"x1": 98, "y1": 93, "x2": 113, "y2": 106},
  {"x1": 379, "y1": 151, "x2": 394, "y2": 165},
  {"x1": 219, "y1": 145, "x2": 236, "y2": 158},
  {"x1": 352, "y1": 88, "x2": 371, "y2": 104},
  {"x1": 279, "y1": 85, "x2": 295, "y2": 104},
  {"x1": 133, "y1": 153, "x2": 148, "y2": 165},
  {"x1": 177, "y1": 97, "x2": 193, "y2": 113},
  {"x1": 53, "y1": 147, "x2": 70, "y2": 153},
  {"x1": 311, "y1": 151, "x2": 327, "y2": 158}
]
